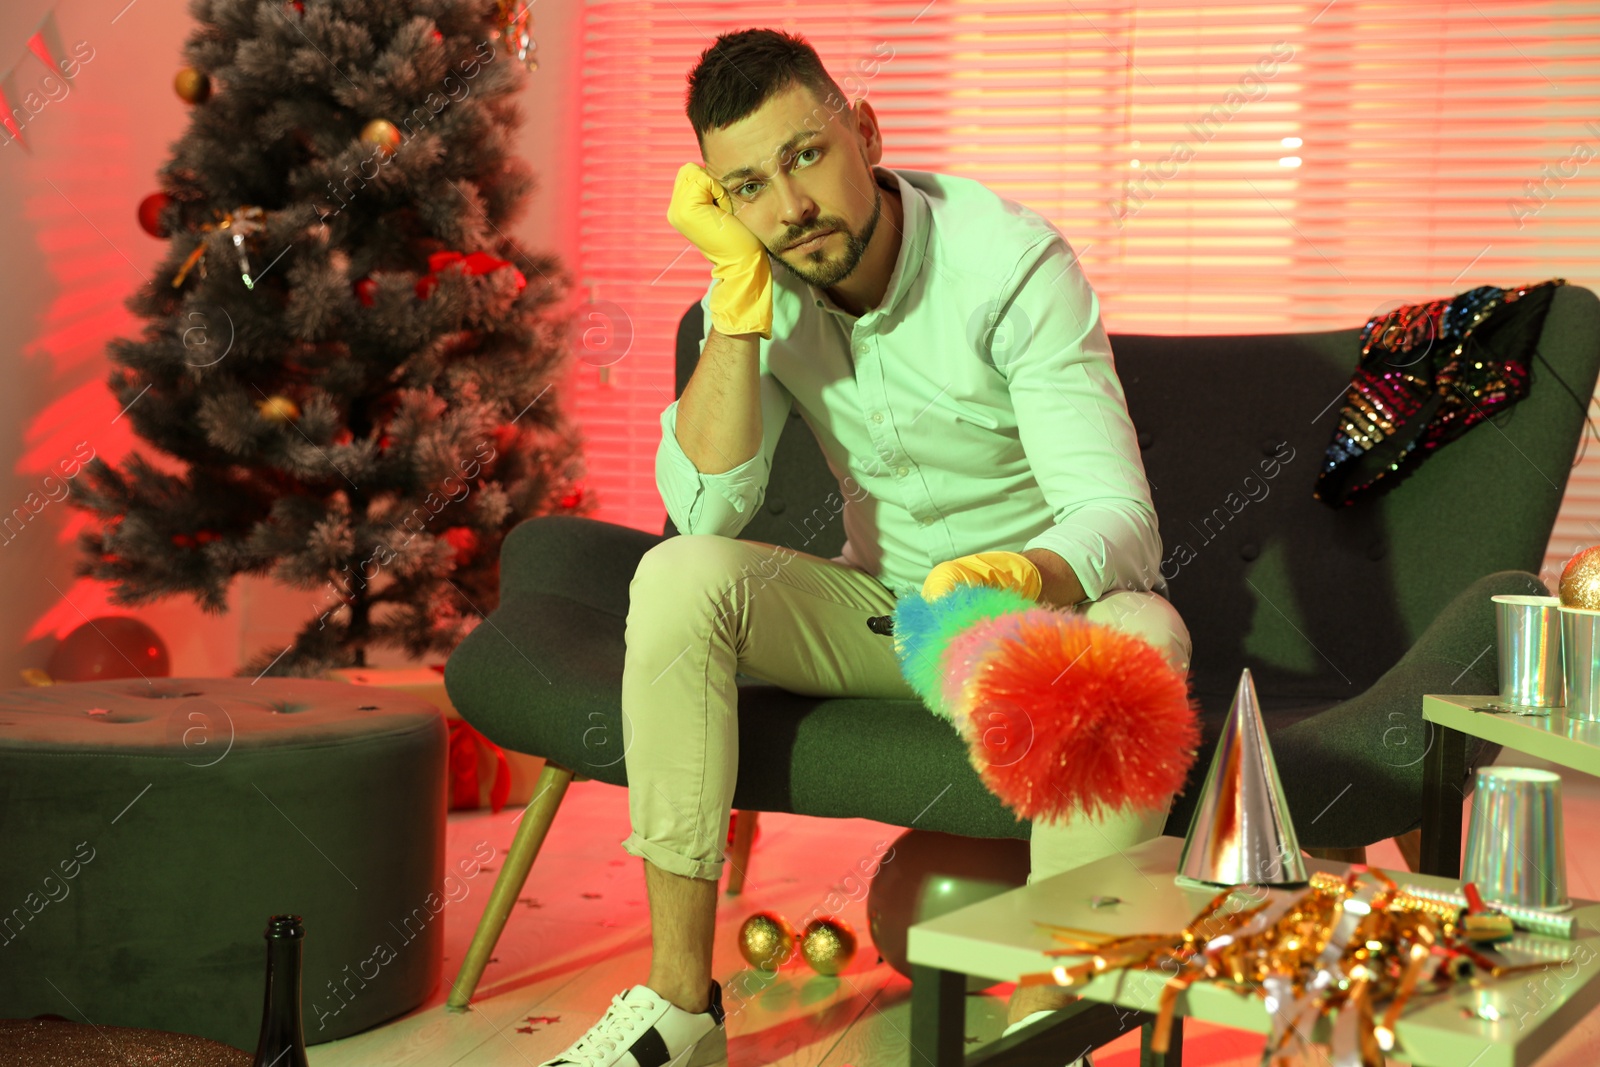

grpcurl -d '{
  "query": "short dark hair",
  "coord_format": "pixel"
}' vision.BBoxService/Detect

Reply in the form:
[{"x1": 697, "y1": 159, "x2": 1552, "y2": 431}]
[{"x1": 685, "y1": 28, "x2": 849, "y2": 154}]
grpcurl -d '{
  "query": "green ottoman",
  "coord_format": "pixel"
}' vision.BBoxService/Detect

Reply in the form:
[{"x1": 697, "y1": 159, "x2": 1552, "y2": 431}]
[{"x1": 0, "y1": 677, "x2": 447, "y2": 1052}]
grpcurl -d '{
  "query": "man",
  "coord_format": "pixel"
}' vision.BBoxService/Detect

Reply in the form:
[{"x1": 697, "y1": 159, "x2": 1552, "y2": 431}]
[{"x1": 538, "y1": 27, "x2": 1191, "y2": 1067}]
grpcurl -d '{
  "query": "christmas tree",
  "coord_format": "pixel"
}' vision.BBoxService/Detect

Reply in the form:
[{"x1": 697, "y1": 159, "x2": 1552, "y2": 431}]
[{"x1": 68, "y1": 0, "x2": 589, "y2": 677}]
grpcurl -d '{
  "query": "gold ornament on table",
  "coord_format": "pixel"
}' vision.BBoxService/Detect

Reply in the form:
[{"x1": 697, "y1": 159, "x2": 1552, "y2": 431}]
[
  {"x1": 173, "y1": 67, "x2": 211, "y2": 104},
  {"x1": 359, "y1": 118, "x2": 401, "y2": 158},
  {"x1": 799, "y1": 916, "x2": 857, "y2": 976},
  {"x1": 737, "y1": 911, "x2": 795, "y2": 971},
  {"x1": 170, "y1": 206, "x2": 266, "y2": 289},
  {"x1": 493, "y1": 0, "x2": 537, "y2": 71},
  {"x1": 1559, "y1": 545, "x2": 1600, "y2": 610},
  {"x1": 256, "y1": 395, "x2": 300, "y2": 424},
  {"x1": 1020, "y1": 866, "x2": 1564, "y2": 1066}
]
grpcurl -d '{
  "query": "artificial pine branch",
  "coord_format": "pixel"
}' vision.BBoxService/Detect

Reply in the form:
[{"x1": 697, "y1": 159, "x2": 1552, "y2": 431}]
[{"x1": 70, "y1": 0, "x2": 591, "y2": 677}]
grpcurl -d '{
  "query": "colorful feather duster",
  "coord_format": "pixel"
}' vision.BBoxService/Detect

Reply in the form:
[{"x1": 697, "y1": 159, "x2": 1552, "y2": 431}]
[{"x1": 890, "y1": 588, "x2": 1200, "y2": 822}]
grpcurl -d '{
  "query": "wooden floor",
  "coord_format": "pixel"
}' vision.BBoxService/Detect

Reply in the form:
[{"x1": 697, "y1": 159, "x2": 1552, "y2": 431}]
[{"x1": 309, "y1": 746, "x2": 1600, "y2": 1067}]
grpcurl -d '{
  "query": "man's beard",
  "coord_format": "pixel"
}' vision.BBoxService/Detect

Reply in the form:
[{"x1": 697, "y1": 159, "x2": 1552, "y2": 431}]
[{"x1": 772, "y1": 179, "x2": 883, "y2": 289}]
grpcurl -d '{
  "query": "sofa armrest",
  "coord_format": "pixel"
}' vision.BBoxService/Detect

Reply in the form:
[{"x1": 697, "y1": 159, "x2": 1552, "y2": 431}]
[
  {"x1": 1271, "y1": 568, "x2": 1548, "y2": 848},
  {"x1": 499, "y1": 515, "x2": 666, "y2": 618}
]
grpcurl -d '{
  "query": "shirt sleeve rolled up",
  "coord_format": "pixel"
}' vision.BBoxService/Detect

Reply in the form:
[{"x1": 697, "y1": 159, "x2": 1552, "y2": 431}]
[{"x1": 655, "y1": 286, "x2": 795, "y2": 537}]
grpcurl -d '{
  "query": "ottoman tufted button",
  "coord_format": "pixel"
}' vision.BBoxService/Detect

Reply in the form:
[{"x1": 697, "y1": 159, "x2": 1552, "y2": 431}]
[
  {"x1": 1137, "y1": 430, "x2": 1153, "y2": 450},
  {"x1": 767, "y1": 497, "x2": 786, "y2": 515},
  {"x1": 1368, "y1": 540, "x2": 1388, "y2": 560},
  {"x1": 1240, "y1": 542, "x2": 1260, "y2": 561}
]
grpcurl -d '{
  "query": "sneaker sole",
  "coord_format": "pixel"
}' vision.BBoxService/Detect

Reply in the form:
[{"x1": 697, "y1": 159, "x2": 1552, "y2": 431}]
[{"x1": 682, "y1": 1024, "x2": 727, "y2": 1067}]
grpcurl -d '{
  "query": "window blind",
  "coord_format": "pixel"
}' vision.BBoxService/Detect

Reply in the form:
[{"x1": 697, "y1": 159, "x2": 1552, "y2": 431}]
[{"x1": 574, "y1": 0, "x2": 1600, "y2": 588}]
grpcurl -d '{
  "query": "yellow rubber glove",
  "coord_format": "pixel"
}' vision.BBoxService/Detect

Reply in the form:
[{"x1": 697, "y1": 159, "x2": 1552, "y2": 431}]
[
  {"x1": 921, "y1": 550, "x2": 1043, "y2": 602},
  {"x1": 666, "y1": 161, "x2": 774, "y2": 340}
]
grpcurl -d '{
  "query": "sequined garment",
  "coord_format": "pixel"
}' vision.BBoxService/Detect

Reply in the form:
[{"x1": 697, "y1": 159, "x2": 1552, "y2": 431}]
[{"x1": 1314, "y1": 279, "x2": 1566, "y2": 508}]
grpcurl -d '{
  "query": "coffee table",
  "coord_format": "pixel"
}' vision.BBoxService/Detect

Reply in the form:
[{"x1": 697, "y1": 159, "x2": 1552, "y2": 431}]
[
  {"x1": 907, "y1": 834, "x2": 1600, "y2": 1067},
  {"x1": 1420, "y1": 693, "x2": 1600, "y2": 877}
]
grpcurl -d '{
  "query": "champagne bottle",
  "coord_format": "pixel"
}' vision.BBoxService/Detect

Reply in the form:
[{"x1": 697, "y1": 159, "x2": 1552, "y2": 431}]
[{"x1": 252, "y1": 914, "x2": 310, "y2": 1067}]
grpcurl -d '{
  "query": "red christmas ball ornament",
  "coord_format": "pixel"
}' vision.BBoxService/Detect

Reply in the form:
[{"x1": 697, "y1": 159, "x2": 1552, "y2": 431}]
[
  {"x1": 171, "y1": 533, "x2": 195, "y2": 548},
  {"x1": 288, "y1": 0, "x2": 304, "y2": 13},
  {"x1": 354, "y1": 277, "x2": 377, "y2": 307},
  {"x1": 47, "y1": 616, "x2": 170, "y2": 682},
  {"x1": 490, "y1": 424, "x2": 518, "y2": 454},
  {"x1": 334, "y1": 428, "x2": 353, "y2": 446},
  {"x1": 378, "y1": 434, "x2": 393, "y2": 452},
  {"x1": 195, "y1": 530, "x2": 221, "y2": 544},
  {"x1": 138, "y1": 192, "x2": 172, "y2": 238},
  {"x1": 558, "y1": 486, "x2": 584, "y2": 510},
  {"x1": 441, "y1": 526, "x2": 479, "y2": 564},
  {"x1": 431, "y1": 27, "x2": 444, "y2": 42}
]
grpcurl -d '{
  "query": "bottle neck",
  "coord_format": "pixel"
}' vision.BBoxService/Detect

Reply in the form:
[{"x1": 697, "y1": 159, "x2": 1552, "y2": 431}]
[{"x1": 260, "y1": 936, "x2": 306, "y2": 1047}]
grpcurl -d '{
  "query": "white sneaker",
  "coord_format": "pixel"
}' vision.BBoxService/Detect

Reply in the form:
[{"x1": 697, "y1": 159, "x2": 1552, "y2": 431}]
[
  {"x1": 1001, "y1": 1009, "x2": 1093, "y2": 1066},
  {"x1": 538, "y1": 981, "x2": 727, "y2": 1067}
]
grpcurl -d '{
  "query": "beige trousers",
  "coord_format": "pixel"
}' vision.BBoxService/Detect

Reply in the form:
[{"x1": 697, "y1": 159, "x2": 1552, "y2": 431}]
[{"x1": 618, "y1": 534, "x2": 1193, "y2": 885}]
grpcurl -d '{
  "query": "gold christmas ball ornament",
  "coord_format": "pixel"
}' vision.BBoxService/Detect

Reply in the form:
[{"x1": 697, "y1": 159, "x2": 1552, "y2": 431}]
[
  {"x1": 174, "y1": 67, "x2": 211, "y2": 104},
  {"x1": 799, "y1": 916, "x2": 857, "y2": 976},
  {"x1": 737, "y1": 912, "x2": 795, "y2": 971},
  {"x1": 359, "y1": 118, "x2": 401, "y2": 158},
  {"x1": 256, "y1": 395, "x2": 300, "y2": 423},
  {"x1": 1560, "y1": 546, "x2": 1600, "y2": 610}
]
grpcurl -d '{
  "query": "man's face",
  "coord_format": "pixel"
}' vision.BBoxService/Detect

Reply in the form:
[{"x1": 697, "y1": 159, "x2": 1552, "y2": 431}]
[{"x1": 701, "y1": 81, "x2": 884, "y2": 289}]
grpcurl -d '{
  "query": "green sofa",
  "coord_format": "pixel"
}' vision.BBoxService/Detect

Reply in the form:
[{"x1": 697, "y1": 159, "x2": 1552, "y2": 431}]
[{"x1": 441, "y1": 283, "x2": 1600, "y2": 1005}]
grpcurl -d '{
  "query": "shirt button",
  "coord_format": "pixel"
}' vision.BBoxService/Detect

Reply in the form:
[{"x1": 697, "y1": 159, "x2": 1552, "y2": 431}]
[
  {"x1": 871, "y1": 411, "x2": 884, "y2": 423},
  {"x1": 896, "y1": 465, "x2": 909, "y2": 477}
]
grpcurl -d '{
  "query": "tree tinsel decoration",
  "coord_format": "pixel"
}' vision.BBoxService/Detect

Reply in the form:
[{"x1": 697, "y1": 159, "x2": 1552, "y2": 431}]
[{"x1": 69, "y1": 0, "x2": 591, "y2": 677}]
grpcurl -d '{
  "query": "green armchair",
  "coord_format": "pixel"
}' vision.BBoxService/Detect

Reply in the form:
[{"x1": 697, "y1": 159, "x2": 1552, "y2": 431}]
[{"x1": 441, "y1": 283, "x2": 1600, "y2": 1011}]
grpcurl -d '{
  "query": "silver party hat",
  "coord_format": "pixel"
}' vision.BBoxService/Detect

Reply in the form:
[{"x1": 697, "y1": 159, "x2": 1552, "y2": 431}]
[{"x1": 1176, "y1": 667, "x2": 1307, "y2": 886}]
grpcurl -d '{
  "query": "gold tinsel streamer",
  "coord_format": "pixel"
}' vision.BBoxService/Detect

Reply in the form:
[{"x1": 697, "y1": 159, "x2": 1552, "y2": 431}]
[
  {"x1": 171, "y1": 206, "x2": 266, "y2": 289},
  {"x1": 1018, "y1": 867, "x2": 1565, "y2": 1067}
]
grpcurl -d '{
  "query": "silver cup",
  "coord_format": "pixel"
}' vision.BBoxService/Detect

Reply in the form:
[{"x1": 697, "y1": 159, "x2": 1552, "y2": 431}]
[
  {"x1": 1561, "y1": 604, "x2": 1600, "y2": 721},
  {"x1": 1492, "y1": 595, "x2": 1563, "y2": 708},
  {"x1": 1461, "y1": 766, "x2": 1569, "y2": 912}
]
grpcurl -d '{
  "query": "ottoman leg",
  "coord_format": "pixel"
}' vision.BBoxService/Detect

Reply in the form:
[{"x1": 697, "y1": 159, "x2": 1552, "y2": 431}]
[
  {"x1": 447, "y1": 761, "x2": 575, "y2": 1010},
  {"x1": 724, "y1": 810, "x2": 759, "y2": 896}
]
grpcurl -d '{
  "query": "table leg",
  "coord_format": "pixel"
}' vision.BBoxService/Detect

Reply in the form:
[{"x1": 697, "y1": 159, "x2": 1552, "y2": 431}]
[
  {"x1": 1419, "y1": 722, "x2": 1467, "y2": 877},
  {"x1": 1139, "y1": 1015, "x2": 1182, "y2": 1066},
  {"x1": 910, "y1": 964, "x2": 966, "y2": 1067}
]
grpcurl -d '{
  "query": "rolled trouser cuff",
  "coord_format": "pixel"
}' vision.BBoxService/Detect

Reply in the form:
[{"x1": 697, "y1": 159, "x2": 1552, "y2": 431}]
[{"x1": 620, "y1": 829, "x2": 724, "y2": 882}]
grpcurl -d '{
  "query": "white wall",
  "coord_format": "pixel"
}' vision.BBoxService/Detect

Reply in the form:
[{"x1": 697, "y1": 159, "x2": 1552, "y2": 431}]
[{"x1": 0, "y1": 0, "x2": 582, "y2": 682}]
